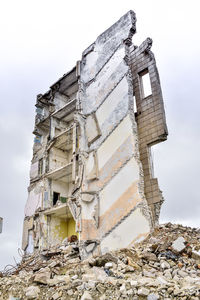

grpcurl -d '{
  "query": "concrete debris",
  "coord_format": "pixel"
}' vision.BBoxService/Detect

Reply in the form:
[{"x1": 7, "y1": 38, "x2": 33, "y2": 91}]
[
  {"x1": 81, "y1": 291, "x2": 93, "y2": 300},
  {"x1": 147, "y1": 293, "x2": 159, "y2": 300},
  {"x1": 33, "y1": 268, "x2": 50, "y2": 284},
  {"x1": 25, "y1": 286, "x2": 40, "y2": 299},
  {"x1": 171, "y1": 236, "x2": 186, "y2": 253},
  {"x1": 0, "y1": 223, "x2": 200, "y2": 299},
  {"x1": 138, "y1": 287, "x2": 150, "y2": 296}
]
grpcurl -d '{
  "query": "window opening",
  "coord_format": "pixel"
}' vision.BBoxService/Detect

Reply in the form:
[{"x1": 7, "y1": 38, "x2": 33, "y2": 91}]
[
  {"x1": 36, "y1": 107, "x2": 44, "y2": 116},
  {"x1": 139, "y1": 69, "x2": 152, "y2": 98},
  {"x1": 34, "y1": 134, "x2": 42, "y2": 144},
  {"x1": 133, "y1": 95, "x2": 137, "y2": 113},
  {"x1": 53, "y1": 192, "x2": 60, "y2": 206}
]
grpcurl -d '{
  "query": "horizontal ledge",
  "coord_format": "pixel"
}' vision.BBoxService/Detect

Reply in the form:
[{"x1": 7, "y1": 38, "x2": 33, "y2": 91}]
[
  {"x1": 52, "y1": 99, "x2": 76, "y2": 120},
  {"x1": 44, "y1": 203, "x2": 72, "y2": 218},
  {"x1": 46, "y1": 163, "x2": 72, "y2": 180}
]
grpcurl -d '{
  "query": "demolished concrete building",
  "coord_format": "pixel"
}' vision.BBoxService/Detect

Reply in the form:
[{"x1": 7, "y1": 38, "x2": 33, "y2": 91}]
[{"x1": 22, "y1": 10, "x2": 168, "y2": 256}]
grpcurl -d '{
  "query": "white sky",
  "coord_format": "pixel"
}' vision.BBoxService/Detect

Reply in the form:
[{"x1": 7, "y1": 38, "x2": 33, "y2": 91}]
[{"x1": 0, "y1": 0, "x2": 200, "y2": 270}]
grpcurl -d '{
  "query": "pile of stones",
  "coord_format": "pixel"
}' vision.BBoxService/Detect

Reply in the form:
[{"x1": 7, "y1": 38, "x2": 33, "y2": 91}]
[{"x1": 0, "y1": 223, "x2": 200, "y2": 299}]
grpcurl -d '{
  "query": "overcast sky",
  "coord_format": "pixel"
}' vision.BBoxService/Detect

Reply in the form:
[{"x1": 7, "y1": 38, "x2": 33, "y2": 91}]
[{"x1": 0, "y1": 0, "x2": 199, "y2": 270}]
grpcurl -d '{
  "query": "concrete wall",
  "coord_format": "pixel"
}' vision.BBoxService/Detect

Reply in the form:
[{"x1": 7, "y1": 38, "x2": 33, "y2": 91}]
[
  {"x1": 49, "y1": 148, "x2": 69, "y2": 171},
  {"x1": 79, "y1": 11, "x2": 152, "y2": 253},
  {"x1": 25, "y1": 180, "x2": 45, "y2": 217},
  {"x1": 129, "y1": 38, "x2": 168, "y2": 222}
]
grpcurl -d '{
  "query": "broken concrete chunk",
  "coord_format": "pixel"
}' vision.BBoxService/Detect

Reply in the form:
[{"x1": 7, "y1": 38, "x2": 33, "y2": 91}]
[
  {"x1": 82, "y1": 266, "x2": 107, "y2": 282},
  {"x1": 81, "y1": 291, "x2": 93, "y2": 300},
  {"x1": 138, "y1": 287, "x2": 150, "y2": 296},
  {"x1": 104, "y1": 262, "x2": 113, "y2": 269},
  {"x1": 155, "y1": 276, "x2": 168, "y2": 286},
  {"x1": 130, "y1": 280, "x2": 138, "y2": 287},
  {"x1": 94, "y1": 252, "x2": 118, "y2": 267},
  {"x1": 81, "y1": 193, "x2": 94, "y2": 203},
  {"x1": 171, "y1": 236, "x2": 186, "y2": 253},
  {"x1": 142, "y1": 251, "x2": 157, "y2": 261},
  {"x1": 25, "y1": 286, "x2": 40, "y2": 299},
  {"x1": 47, "y1": 275, "x2": 70, "y2": 286},
  {"x1": 160, "y1": 260, "x2": 170, "y2": 269},
  {"x1": 85, "y1": 242, "x2": 96, "y2": 253},
  {"x1": 52, "y1": 292, "x2": 62, "y2": 300},
  {"x1": 120, "y1": 283, "x2": 126, "y2": 291},
  {"x1": 191, "y1": 248, "x2": 200, "y2": 261},
  {"x1": 33, "y1": 268, "x2": 51, "y2": 284},
  {"x1": 62, "y1": 245, "x2": 73, "y2": 255},
  {"x1": 147, "y1": 293, "x2": 160, "y2": 300}
]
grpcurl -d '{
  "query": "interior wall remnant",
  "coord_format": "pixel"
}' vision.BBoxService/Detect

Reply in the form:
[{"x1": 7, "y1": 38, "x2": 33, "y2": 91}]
[
  {"x1": 48, "y1": 216, "x2": 77, "y2": 246},
  {"x1": 22, "y1": 217, "x2": 34, "y2": 250}
]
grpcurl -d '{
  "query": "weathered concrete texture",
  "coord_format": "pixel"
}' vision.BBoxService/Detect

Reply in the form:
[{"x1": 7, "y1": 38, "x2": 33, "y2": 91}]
[
  {"x1": 100, "y1": 207, "x2": 150, "y2": 254},
  {"x1": 22, "y1": 10, "x2": 167, "y2": 256},
  {"x1": 79, "y1": 11, "x2": 152, "y2": 251},
  {"x1": 81, "y1": 11, "x2": 136, "y2": 85}
]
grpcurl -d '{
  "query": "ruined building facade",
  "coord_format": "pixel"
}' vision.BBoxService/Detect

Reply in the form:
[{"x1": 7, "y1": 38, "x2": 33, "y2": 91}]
[{"x1": 22, "y1": 11, "x2": 168, "y2": 256}]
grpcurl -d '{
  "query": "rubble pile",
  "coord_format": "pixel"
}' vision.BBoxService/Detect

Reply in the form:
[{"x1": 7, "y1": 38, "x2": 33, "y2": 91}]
[{"x1": 0, "y1": 223, "x2": 200, "y2": 299}]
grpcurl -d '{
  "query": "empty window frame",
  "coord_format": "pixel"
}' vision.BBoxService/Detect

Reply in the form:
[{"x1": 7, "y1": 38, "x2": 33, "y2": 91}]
[
  {"x1": 36, "y1": 106, "x2": 44, "y2": 116},
  {"x1": 139, "y1": 69, "x2": 152, "y2": 98},
  {"x1": 53, "y1": 192, "x2": 60, "y2": 206},
  {"x1": 133, "y1": 95, "x2": 137, "y2": 113},
  {"x1": 34, "y1": 134, "x2": 42, "y2": 144}
]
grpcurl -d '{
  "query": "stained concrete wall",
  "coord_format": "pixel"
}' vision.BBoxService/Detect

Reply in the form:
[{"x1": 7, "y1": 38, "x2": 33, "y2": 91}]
[
  {"x1": 79, "y1": 11, "x2": 152, "y2": 252},
  {"x1": 48, "y1": 216, "x2": 76, "y2": 246}
]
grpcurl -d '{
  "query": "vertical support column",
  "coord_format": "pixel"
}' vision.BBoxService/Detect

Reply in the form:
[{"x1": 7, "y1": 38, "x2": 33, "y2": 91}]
[
  {"x1": 72, "y1": 123, "x2": 77, "y2": 183},
  {"x1": 50, "y1": 116, "x2": 55, "y2": 139}
]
